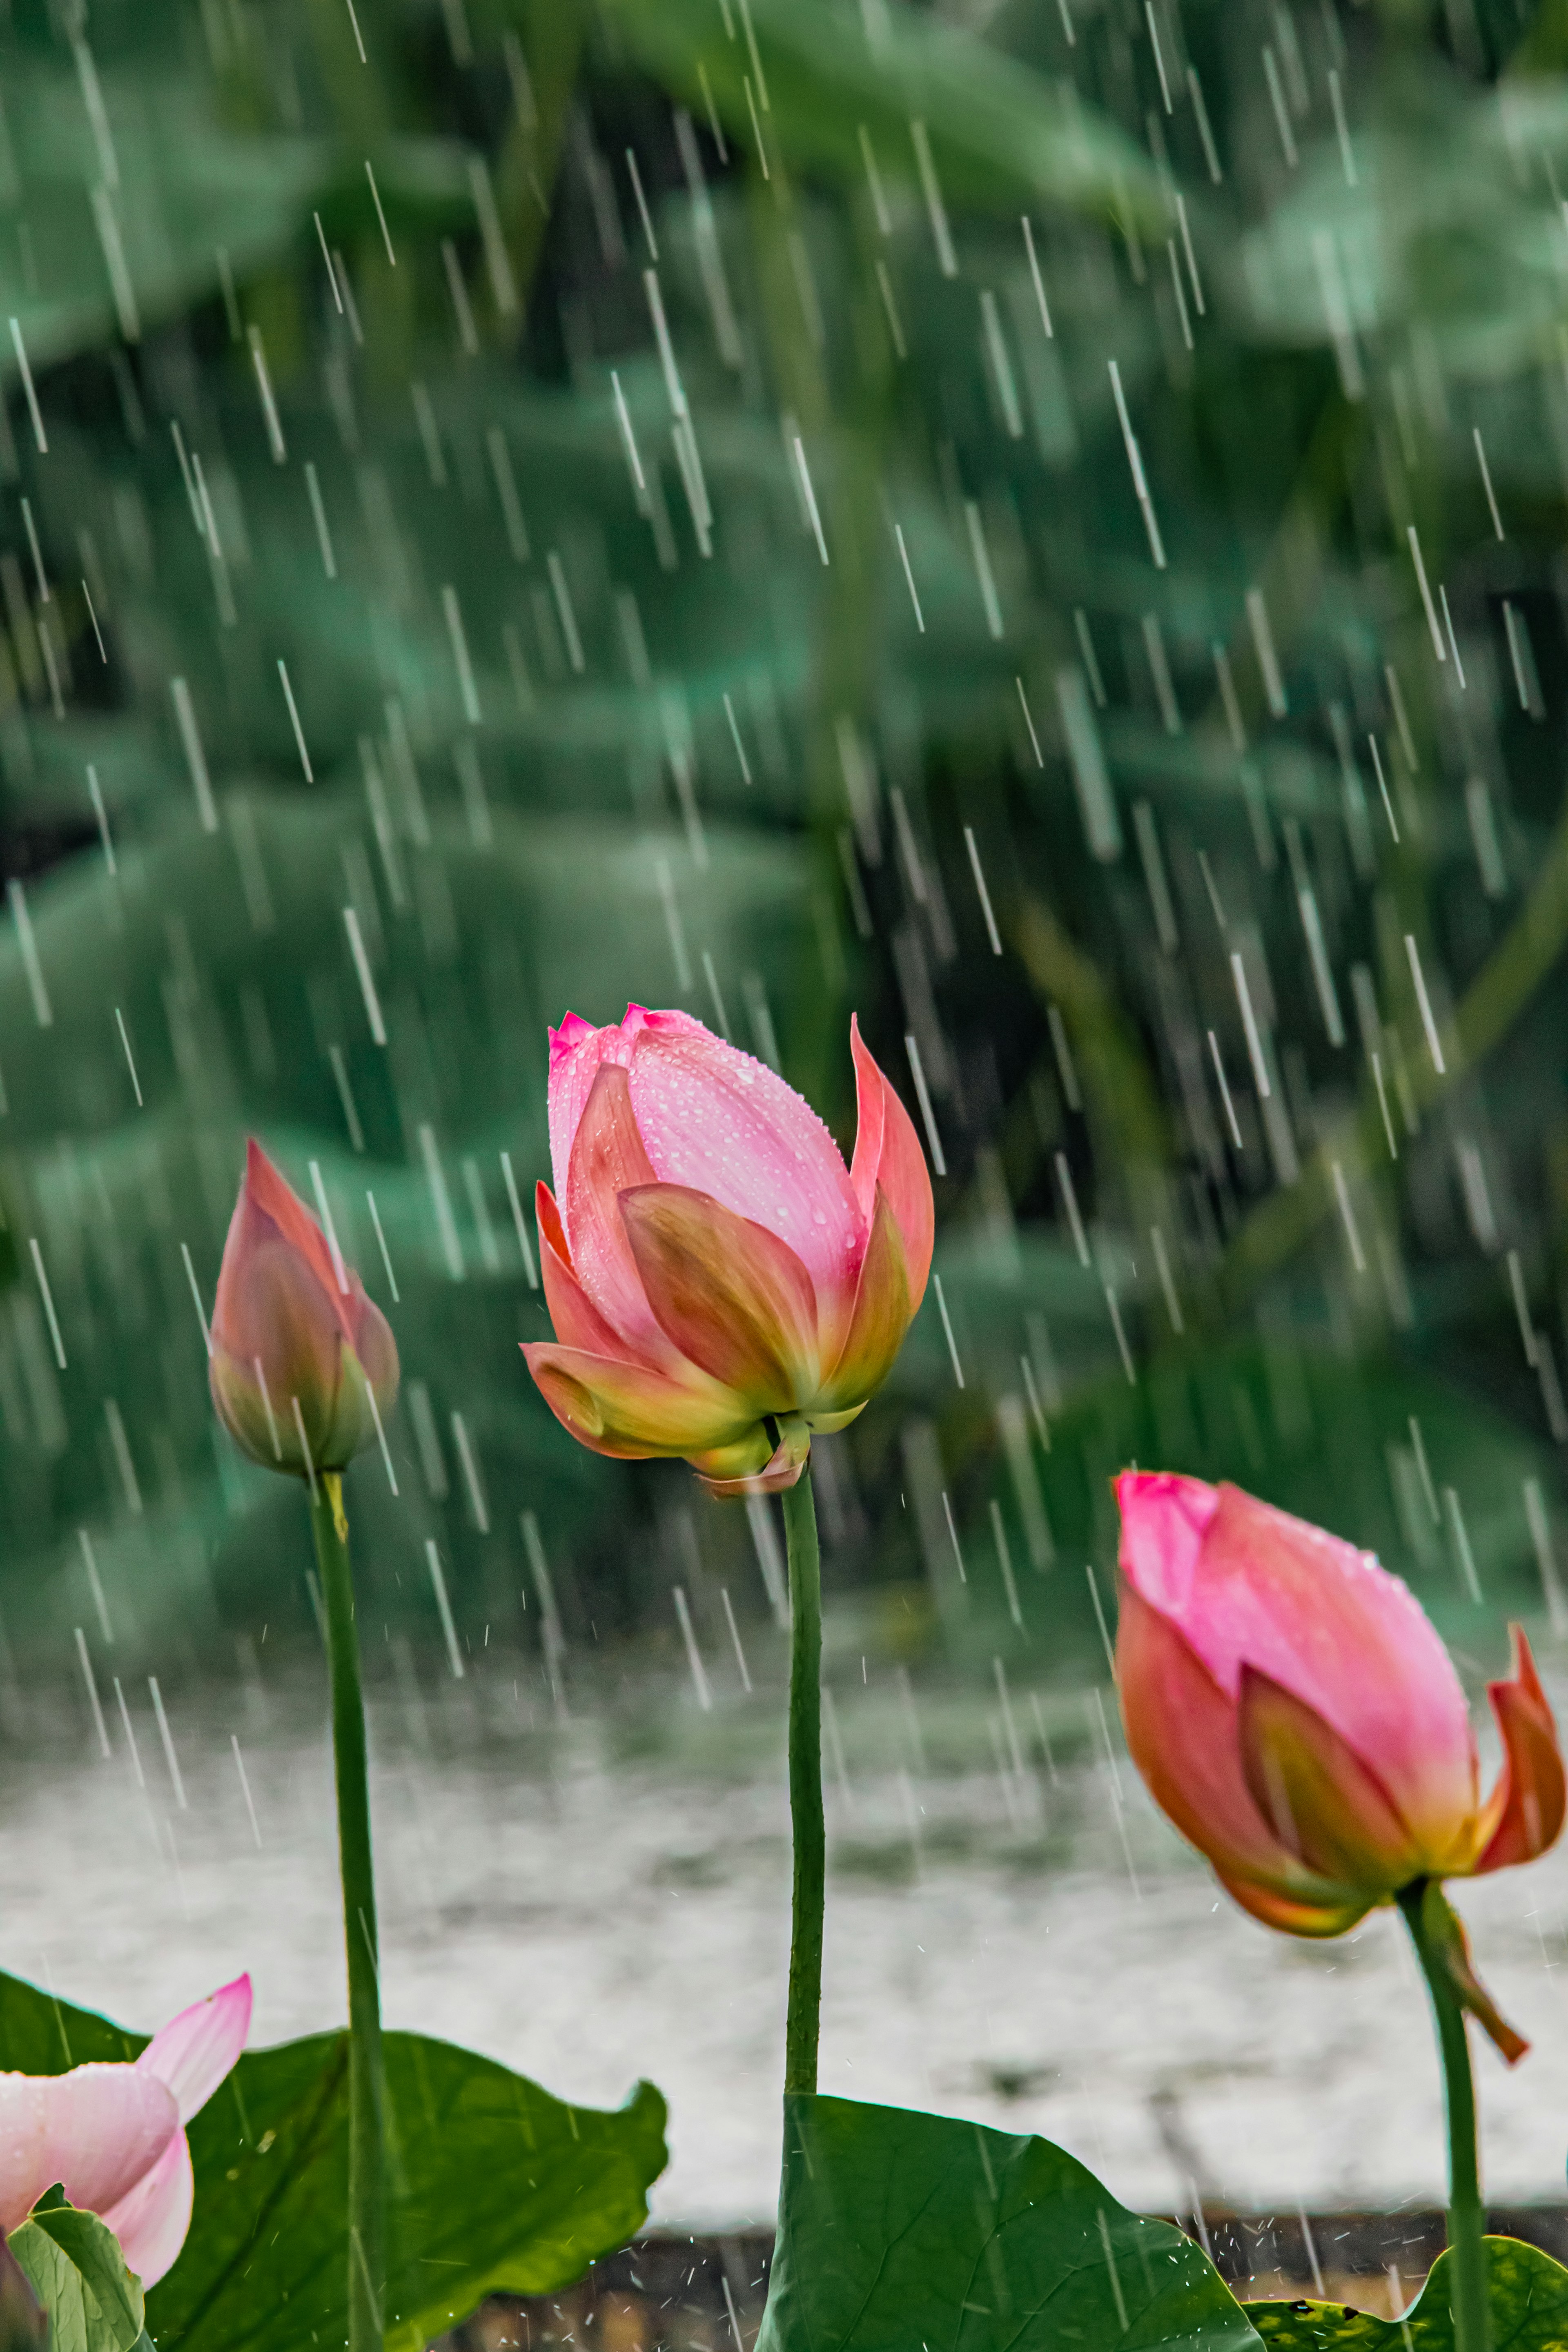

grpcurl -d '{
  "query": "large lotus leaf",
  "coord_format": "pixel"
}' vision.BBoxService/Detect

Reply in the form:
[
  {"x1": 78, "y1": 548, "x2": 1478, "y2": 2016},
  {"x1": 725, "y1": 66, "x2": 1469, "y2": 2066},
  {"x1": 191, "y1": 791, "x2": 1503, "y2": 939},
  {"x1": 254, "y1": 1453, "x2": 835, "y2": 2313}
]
[
  {"x1": 150, "y1": 2031, "x2": 666, "y2": 2352},
  {"x1": 0, "y1": 1964, "x2": 666, "y2": 2352},
  {"x1": 756, "y1": 2092, "x2": 1260, "y2": 2352}
]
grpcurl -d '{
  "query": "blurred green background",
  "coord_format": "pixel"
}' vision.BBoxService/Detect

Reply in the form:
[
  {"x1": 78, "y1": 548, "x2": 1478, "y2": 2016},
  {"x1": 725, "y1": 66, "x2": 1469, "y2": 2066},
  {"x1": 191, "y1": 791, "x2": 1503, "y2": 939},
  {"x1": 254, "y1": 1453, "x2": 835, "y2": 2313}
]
[{"x1": 2, "y1": 0, "x2": 1566, "y2": 1702}]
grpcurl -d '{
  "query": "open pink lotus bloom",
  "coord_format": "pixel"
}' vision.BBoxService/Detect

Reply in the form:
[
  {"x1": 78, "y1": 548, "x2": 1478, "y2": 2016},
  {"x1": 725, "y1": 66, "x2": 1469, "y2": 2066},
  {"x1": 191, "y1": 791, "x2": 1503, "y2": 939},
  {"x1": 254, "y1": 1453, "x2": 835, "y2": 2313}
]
[
  {"x1": 523, "y1": 1006, "x2": 934, "y2": 1495},
  {"x1": 0, "y1": 1974, "x2": 252, "y2": 2287},
  {"x1": 1116, "y1": 1473, "x2": 1565, "y2": 2043},
  {"x1": 210, "y1": 1140, "x2": 399, "y2": 1477}
]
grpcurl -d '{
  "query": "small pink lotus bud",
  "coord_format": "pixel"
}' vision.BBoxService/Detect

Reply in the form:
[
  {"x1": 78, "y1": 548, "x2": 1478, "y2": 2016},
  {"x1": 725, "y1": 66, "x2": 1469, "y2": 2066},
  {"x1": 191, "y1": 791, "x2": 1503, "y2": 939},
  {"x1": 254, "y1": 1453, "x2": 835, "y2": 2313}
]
[
  {"x1": 1114, "y1": 1472, "x2": 1565, "y2": 2054},
  {"x1": 210, "y1": 1141, "x2": 398, "y2": 1478}
]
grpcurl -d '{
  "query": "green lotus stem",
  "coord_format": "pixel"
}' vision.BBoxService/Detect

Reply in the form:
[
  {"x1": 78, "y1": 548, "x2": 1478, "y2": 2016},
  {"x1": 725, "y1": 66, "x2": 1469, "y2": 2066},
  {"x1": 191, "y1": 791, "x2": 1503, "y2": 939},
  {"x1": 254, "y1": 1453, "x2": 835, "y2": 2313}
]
[
  {"x1": 312, "y1": 1474, "x2": 385, "y2": 2352},
  {"x1": 782, "y1": 1469, "x2": 825, "y2": 2097},
  {"x1": 1399, "y1": 1882, "x2": 1488, "y2": 2352}
]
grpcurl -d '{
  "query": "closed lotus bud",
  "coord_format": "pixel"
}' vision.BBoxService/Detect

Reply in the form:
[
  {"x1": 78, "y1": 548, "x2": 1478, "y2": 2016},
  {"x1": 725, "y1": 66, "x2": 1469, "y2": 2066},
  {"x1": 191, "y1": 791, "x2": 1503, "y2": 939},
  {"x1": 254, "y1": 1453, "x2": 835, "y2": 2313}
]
[
  {"x1": 523, "y1": 1005, "x2": 934, "y2": 1497},
  {"x1": 1115, "y1": 1473, "x2": 1566, "y2": 2054},
  {"x1": 210, "y1": 1141, "x2": 399, "y2": 1478}
]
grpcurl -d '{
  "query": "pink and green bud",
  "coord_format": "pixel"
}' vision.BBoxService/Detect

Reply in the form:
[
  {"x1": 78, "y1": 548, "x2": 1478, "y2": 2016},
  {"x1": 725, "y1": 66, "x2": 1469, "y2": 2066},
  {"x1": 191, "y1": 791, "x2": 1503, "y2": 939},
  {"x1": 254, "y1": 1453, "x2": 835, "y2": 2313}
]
[
  {"x1": 1114, "y1": 1473, "x2": 1566, "y2": 2054},
  {"x1": 523, "y1": 1007, "x2": 934, "y2": 1497},
  {"x1": 210, "y1": 1140, "x2": 399, "y2": 1478}
]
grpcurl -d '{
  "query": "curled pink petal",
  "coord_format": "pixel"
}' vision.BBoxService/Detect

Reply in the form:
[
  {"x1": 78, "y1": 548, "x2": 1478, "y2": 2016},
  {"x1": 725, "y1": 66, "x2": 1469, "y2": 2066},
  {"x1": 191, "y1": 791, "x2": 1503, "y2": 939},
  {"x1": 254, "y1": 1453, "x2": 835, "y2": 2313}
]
[
  {"x1": 101, "y1": 2126, "x2": 192, "y2": 2289},
  {"x1": 1474, "y1": 1628, "x2": 1567, "y2": 1874},
  {"x1": 136, "y1": 1972, "x2": 252, "y2": 2125},
  {"x1": 849, "y1": 1016, "x2": 934, "y2": 1310},
  {"x1": 695, "y1": 1416, "x2": 812, "y2": 1497}
]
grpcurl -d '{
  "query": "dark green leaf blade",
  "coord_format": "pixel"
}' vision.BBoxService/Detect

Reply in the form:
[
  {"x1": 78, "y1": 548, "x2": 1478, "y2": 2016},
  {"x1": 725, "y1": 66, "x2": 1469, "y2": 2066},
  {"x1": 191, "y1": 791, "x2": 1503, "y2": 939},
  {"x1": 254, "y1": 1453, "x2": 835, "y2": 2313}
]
[
  {"x1": 147, "y1": 2028, "x2": 667, "y2": 2352},
  {"x1": 1247, "y1": 2240, "x2": 1568, "y2": 2352},
  {"x1": 757, "y1": 2093, "x2": 1262, "y2": 2352}
]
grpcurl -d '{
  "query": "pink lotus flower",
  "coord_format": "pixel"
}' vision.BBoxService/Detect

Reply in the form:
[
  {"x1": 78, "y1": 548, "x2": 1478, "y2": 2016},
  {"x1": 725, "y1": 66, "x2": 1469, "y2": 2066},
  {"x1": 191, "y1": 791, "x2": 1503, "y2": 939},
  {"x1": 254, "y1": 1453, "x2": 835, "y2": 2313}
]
[
  {"x1": 1116, "y1": 1473, "x2": 1565, "y2": 2048},
  {"x1": 211, "y1": 1140, "x2": 399, "y2": 1477},
  {"x1": 0, "y1": 1974, "x2": 252, "y2": 2287},
  {"x1": 523, "y1": 1006, "x2": 934, "y2": 1494}
]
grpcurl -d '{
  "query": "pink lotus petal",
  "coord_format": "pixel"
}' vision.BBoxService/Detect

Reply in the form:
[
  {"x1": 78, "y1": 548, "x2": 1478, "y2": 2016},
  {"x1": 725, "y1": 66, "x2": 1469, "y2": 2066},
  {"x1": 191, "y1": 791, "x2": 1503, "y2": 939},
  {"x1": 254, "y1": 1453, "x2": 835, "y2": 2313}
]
[
  {"x1": 817, "y1": 1184, "x2": 912, "y2": 1414},
  {"x1": 548, "y1": 1011, "x2": 598, "y2": 1073},
  {"x1": 101, "y1": 2126, "x2": 192, "y2": 2289},
  {"x1": 1475, "y1": 1629, "x2": 1568, "y2": 1874},
  {"x1": 1117, "y1": 1472, "x2": 1478, "y2": 1865},
  {"x1": 547, "y1": 1004, "x2": 664, "y2": 1204},
  {"x1": 1116, "y1": 1580, "x2": 1302, "y2": 1899},
  {"x1": 848, "y1": 1017, "x2": 934, "y2": 1311},
  {"x1": 563, "y1": 1065, "x2": 674, "y2": 1358},
  {"x1": 535, "y1": 1182, "x2": 649, "y2": 1365},
  {"x1": 523, "y1": 1341, "x2": 755, "y2": 1460},
  {"x1": 136, "y1": 1973, "x2": 252, "y2": 2125},
  {"x1": 619, "y1": 1182, "x2": 820, "y2": 1407},
  {"x1": 626, "y1": 1018, "x2": 862, "y2": 1300},
  {"x1": 0, "y1": 2067, "x2": 178, "y2": 2236},
  {"x1": 233, "y1": 1140, "x2": 345, "y2": 1332},
  {"x1": 548, "y1": 1008, "x2": 865, "y2": 1304}
]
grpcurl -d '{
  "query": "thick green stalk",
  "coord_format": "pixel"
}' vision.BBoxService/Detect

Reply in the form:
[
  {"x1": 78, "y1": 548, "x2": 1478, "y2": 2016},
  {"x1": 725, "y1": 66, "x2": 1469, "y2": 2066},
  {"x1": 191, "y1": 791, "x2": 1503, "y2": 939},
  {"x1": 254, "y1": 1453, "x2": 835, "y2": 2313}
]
[
  {"x1": 782, "y1": 1470, "x2": 824, "y2": 2096},
  {"x1": 311, "y1": 1474, "x2": 385, "y2": 2352},
  {"x1": 1399, "y1": 1884, "x2": 1488, "y2": 2352}
]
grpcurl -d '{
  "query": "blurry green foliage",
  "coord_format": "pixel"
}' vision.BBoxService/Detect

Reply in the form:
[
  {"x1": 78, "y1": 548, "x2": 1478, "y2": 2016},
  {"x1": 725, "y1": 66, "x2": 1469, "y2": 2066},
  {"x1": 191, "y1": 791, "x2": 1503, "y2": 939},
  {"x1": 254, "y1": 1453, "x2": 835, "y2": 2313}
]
[{"x1": 0, "y1": 0, "x2": 1564, "y2": 1705}]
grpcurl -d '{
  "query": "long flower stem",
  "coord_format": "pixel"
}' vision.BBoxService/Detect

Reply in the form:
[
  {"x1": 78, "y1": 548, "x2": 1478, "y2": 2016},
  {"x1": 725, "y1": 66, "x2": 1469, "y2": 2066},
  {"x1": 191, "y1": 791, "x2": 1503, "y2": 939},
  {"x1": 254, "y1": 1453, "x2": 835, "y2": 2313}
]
[
  {"x1": 311, "y1": 1474, "x2": 385, "y2": 2352},
  {"x1": 782, "y1": 1470, "x2": 824, "y2": 2097},
  {"x1": 1399, "y1": 1883, "x2": 1488, "y2": 2352}
]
